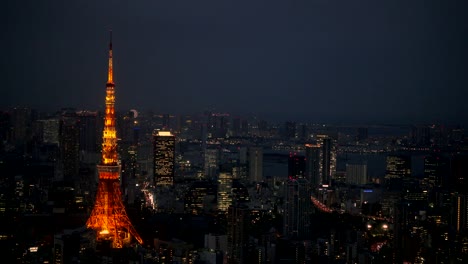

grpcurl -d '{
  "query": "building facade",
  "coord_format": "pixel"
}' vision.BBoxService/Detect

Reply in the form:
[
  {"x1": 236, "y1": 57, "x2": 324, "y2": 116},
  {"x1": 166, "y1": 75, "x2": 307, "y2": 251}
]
[{"x1": 153, "y1": 130, "x2": 176, "y2": 187}]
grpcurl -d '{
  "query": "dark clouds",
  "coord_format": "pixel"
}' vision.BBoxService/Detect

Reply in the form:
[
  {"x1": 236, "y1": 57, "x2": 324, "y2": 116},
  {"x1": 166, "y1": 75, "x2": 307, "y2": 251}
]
[{"x1": 2, "y1": 0, "x2": 467, "y2": 123}]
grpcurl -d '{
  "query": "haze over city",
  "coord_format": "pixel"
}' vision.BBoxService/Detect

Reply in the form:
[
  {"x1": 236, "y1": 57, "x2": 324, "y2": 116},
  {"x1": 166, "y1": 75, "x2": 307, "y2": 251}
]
[
  {"x1": 3, "y1": 0, "x2": 468, "y2": 124},
  {"x1": 4, "y1": 1, "x2": 468, "y2": 263}
]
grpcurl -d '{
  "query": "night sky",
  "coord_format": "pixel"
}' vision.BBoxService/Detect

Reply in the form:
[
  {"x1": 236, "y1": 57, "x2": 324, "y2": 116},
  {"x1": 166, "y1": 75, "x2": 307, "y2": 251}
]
[{"x1": 3, "y1": 0, "x2": 468, "y2": 123}]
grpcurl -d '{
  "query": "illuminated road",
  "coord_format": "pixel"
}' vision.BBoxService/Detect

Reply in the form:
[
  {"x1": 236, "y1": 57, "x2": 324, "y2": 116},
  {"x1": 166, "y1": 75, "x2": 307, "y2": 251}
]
[
  {"x1": 310, "y1": 195, "x2": 393, "y2": 223},
  {"x1": 310, "y1": 195, "x2": 334, "y2": 213}
]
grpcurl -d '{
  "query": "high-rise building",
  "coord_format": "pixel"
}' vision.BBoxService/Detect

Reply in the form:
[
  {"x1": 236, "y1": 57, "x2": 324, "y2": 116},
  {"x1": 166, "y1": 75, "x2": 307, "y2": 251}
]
[
  {"x1": 77, "y1": 110, "x2": 98, "y2": 153},
  {"x1": 35, "y1": 118, "x2": 60, "y2": 145},
  {"x1": 346, "y1": 163, "x2": 368, "y2": 185},
  {"x1": 424, "y1": 153, "x2": 447, "y2": 190},
  {"x1": 218, "y1": 171, "x2": 233, "y2": 211},
  {"x1": 184, "y1": 181, "x2": 217, "y2": 215},
  {"x1": 0, "y1": 111, "x2": 11, "y2": 145},
  {"x1": 207, "y1": 112, "x2": 229, "y2": 139},
  {"x1": 204, "y1": 148, "x2": 219, "y2": 180},
  {"x1": 288, "y1": 153, "x2": 305, "y2": 179},
  {"x1": 385, "y1": 154, "x2": 411, "y2": 179},
  {"x1": 86, "y1": 33, "x2": 142, "y2": 248},
  {"x1": 249, "y1": 146, "x2": 263, "y2": 183},
  {"x1": 283, "y1": 178, "x2": 312, "y2": 239},
  {"x1": 385, "y1": 154, "x2": 411, "y2": 190},
  {"x1": 10, "y1": 107, "x2": 32, "y2": 145},
  {"x1": 305, "y1": 144, "x2": 321, "y2": 186},
  {"x1": 153, "y1": 130, "x2": 176, "y2": 187},
  {"x1": 59, "y1": 110, "x2": 80, "y2": 182},
  {"x1": 227, "y1": 205, "x2": 250, "y2": 264},
  {"x1": 316, "y1": 135, "x2": 336, "y2": 185},
  {"x1": 453, "y1": 193, "x2": 468, "y2": 235},
  {"x1": 449, "y1": 154, "x2": 468, "y2": 193}
]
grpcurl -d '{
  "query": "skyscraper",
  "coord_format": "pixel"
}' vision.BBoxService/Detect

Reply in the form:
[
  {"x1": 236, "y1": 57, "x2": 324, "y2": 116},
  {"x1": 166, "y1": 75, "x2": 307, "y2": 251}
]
[
  {"x1": 227, "y1": 205, "x2": 250, "y2": 264},
  {"x1": 316, "y1": 135, "x2": 336, "y2": 185},
  {"x1": 249, "y1": 146, "x2": 263, "y2": 183},
  {"x1": 424, "y1": 153, "x2": 447, "y2": 190},
  {"x1": 385, "y1": 154, "x2": 411, "y2": 190},
  {"x1": 218, "y1": 171, "x2": 233, "y2": 211},
  {"x1": 59, "y1": 110, "x2": 79, "y2": 182},
  {"x1": 288, "y1": 153, "x2": 305, "y2": 180},
  {"x1": 10, "y1": 107, "x2": 32, "y2": 145},
  {"x1": 346, "y1": 163, "x2": 368, "y2": 185},
  {"x1": 76, "y1": 110, "x2": 98, "y2": 153},
  {"x1": 204, "y1": 148, "x2": 219, "y2": 180},
  {"x1": 86, "y1": 33, "x2": 142, "y2": 248},
  {"x1": 305, "y1": 144, "x2": 321, "y2": 186},
  {"x1": 283, "y1": 178, "x2": 312, "y2": 239},
  {"x1": 37, "y1": 118, "x2": 59, "y2": 145},
  {"x1": 153, "y1": 130, "x2": 176, "y2": 187}
]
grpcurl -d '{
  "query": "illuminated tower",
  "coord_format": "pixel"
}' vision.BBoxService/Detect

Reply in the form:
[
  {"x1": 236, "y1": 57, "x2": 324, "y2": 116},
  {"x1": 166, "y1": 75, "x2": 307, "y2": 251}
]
[{"x1": 86, "y1": 33, "x2": 143, "y2": 248}]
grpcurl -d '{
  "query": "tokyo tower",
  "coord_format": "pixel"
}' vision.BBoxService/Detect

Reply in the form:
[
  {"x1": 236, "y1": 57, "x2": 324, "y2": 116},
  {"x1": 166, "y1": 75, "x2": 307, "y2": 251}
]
[{"x1": 86, "y1": 32, "x2": 143, "y2": 248}]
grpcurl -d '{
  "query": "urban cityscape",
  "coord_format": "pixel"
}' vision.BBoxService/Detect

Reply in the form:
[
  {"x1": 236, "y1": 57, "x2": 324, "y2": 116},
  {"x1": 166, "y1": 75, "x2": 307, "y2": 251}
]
[
  {"x1": 1, "y1": 36, "x2": 467, "y2": 263},
  {"x1": 3, "y1": 1, "x2": 468, "y2": 264}
]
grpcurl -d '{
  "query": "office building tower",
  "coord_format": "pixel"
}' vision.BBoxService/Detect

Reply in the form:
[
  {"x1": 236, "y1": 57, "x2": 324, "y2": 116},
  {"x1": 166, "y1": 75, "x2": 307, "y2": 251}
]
[
  {"x1": 59, "y1": 110, "x2": 80, "y2": 182},
  {"x1": 218, "y1": 171, "x2": 233, "y2": 211},
  {"x1": 184, "y1": 181, "x2": 217, "y2": 215},
  {"x1": 385, "y1": 154, "x2": 411, "y2": 179},
  {"x1": 207, "y1": 112, "x2": 229, "y2": 138},
  {"x1": 288, "y1": 153, "x2": 305, "y2": 179},
  {"x1": 283, "y1": 178, "x2": 312, "y2": 239},
  {"x1": 450, "y1": 154, "x2": 468, "y2": 193},
  {"x1": 76, "y1": 110, "x2": 98, "y2": 153},
  {"x1": 227, "y1": 205, "x2": 250, "y2": 264},
  {"x1": 153, "y1": 130, "x2": 176, "y2": 187},
  {"x1": 10, "y1": 107, "x2": 32, "y2": 145},
  {"x1": 305, "y1": 144, "x2": 321, "y2": 186},
  {"x1": 385, "y1": 154, "x2": 411, "y2": 190},
  {"x1": 0, "y1": 111, "x2": 10, "y2": 144},
  {"x1": 424, "y1": 153, "x2": 447, "y2": 190},
  {"x1": 249, "y1": 146, "x2": 263, "y2": 183},
  {"x1": 453, "y1": 193, "x2": 468, "y2": 234},
  {"x1": 36, "y1": 118, "x2": 60, "y2": 145},
  {"x1": 118, "y1": 110, "x2": 140, "y2": 145},
  {"x1": 346, "y1": 163, "x2": 368, "y2": 185},
  {"x1": 86, "y1": 33, "x2": 142, "y2": 248},
  {"x1": 204, "y1": 148, "x2": 219, "y2": 180},
  {"x1": 316, "y1": 135, "x2": 336, "y2": 185}
]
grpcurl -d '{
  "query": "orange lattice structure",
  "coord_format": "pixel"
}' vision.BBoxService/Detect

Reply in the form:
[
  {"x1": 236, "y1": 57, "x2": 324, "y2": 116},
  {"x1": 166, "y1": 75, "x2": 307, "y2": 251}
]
[{"x1": 86, "y1": 32, "x2": 143, "y2": 248}]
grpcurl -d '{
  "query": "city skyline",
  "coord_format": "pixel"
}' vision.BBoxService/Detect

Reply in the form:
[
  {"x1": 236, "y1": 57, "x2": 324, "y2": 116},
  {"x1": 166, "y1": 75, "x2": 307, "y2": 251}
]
[{"x1": 3, "y1": 0, "x2": 468, "y2": 124}]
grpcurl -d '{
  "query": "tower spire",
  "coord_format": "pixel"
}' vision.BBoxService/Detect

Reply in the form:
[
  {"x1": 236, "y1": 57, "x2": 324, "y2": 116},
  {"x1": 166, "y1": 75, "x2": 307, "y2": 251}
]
[
  {"x1": 107, "y1": 30, "x2": 113, "y2": 84},
  {"x1": 86, "y1": 32, "x2": 143, "y2": 248}
]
